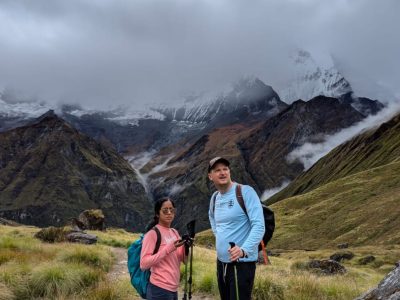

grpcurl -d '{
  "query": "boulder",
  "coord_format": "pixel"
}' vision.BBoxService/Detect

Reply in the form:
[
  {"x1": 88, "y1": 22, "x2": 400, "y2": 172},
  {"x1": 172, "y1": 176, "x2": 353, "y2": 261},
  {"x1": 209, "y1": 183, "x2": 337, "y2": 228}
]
[
  {"x1": 308, "y1": 259, "x2": 347, "y2": 275},
  {"x1": 69, "y1": 217, "x2": 86, "y2": 231},
  {"x1": 0, "y1": 217, "x2": 20, "y2": 226},
  {"x1": 355, "y1": 261, "x2": 400, "y2": 300},
  {"x1": 66, "y1": 231, "x2": 98, "y2": 244},
  {"x1": 358, "y1": 256, "x2": 376, "y2": 265},
  {"x1": 78, "y1": 209, "x2": 105, "y2": 231},
  {"x1": 337, "y1": 243, "x2": 349, "y2": 249},
  {"x1": 330, "y1": 251, "x2": 354, "y2": 262},
  {"x1": 34, "y1": 226, "x2": 97, "y2": 244}
]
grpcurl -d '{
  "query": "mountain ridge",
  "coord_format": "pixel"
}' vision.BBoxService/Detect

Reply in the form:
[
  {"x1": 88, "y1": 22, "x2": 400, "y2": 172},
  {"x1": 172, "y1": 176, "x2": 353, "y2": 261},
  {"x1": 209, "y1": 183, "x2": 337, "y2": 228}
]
[{"x1": 0, "y1": 112, "x2": 152, "y2": 230}]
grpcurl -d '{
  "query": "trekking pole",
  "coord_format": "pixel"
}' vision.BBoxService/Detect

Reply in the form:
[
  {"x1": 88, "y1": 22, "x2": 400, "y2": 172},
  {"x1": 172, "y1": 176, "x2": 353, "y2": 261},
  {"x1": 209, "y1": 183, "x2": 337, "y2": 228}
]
[
  {"x1": 182, "y1": 244, "x2": 189, "y2": 300},
  {"x1": 229, "y1": 242, "x2": 240, "y2": 300},
  {"x1": 188, "y1": 242, "x2": 194, "y2": 299}
]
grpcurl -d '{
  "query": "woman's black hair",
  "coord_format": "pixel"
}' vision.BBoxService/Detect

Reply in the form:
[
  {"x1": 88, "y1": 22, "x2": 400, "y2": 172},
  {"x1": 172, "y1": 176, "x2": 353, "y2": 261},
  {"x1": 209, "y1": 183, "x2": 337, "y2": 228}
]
[{"x1": 145, "y1": 197, "x2": 176, "y2": 232}]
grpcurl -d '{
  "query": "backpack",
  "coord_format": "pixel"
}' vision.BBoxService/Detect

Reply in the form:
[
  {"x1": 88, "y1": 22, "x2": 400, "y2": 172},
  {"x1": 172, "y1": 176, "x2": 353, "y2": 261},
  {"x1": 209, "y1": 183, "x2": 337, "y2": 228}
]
[
  {"x1": 127, "y1": 227, "x2": 161, "y2": 299},
  {"x1": 211, "y1": 184, "x2": 275, "y2": 257}
]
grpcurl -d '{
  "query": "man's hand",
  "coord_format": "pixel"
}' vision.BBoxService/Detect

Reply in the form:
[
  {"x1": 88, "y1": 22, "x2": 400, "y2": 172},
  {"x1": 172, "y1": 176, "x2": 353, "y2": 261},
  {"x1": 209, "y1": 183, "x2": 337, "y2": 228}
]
[{"x1": 228, "y1": 245, "x2": 243, "y2": 262}]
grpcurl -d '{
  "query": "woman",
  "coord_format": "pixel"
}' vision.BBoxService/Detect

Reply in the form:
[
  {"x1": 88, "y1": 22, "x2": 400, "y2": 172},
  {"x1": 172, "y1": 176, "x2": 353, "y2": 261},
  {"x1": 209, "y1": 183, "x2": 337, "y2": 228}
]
[{"x1": 140, "y1": 197, "x2": 186, "y2": 300}]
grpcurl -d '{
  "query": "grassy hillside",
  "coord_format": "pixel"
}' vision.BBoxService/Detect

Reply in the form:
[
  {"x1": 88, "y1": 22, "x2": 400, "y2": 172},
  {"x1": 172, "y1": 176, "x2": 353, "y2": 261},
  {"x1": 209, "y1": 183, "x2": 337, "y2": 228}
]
[{"x1": 269, "y1": 159, "x2": 400, "y2": 250}]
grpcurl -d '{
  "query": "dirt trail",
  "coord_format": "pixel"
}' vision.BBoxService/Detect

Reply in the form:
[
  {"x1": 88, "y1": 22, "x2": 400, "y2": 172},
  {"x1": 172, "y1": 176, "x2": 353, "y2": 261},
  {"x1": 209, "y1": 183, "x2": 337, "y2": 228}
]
[
  {"x1": 107, "y1": 247, "x2": 130, "y2": 282},
  {"x1": 107, "y1": 247, "x2": 215, "y2": 299}
]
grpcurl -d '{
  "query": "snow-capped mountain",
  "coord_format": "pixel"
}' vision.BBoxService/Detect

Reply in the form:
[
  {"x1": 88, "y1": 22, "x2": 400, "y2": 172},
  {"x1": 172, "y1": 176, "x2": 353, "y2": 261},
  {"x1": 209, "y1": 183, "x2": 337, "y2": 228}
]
[
  {"x1": 0, "y1": 95, "x2": 51, "y2": 119},
  {"x1": 0, "y1": 92, "x2": 53, "y2": 131},
  {"x1": 1, "y1": 76, "x2": 284, "y2": 130},
  {"x1": 59, "y1": 76, "x2": 287, "y2": 153},
  {"x1": 278, "y1": 49, "x2": 352, "y2": 103},
  {"x1": 152, "y1": 76, "x2": 286, "y2": 126}
]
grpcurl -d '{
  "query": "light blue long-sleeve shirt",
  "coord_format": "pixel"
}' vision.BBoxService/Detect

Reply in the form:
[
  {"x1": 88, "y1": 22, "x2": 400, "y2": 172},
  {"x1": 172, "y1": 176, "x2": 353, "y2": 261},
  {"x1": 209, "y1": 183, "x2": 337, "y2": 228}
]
[{"x1": 209, "y1": 183, "x2": 265, "y2": 263}]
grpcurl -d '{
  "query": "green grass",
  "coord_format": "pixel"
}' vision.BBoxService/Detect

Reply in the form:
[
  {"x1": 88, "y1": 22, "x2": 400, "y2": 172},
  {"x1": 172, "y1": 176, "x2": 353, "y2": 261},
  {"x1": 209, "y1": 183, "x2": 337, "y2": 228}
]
[
  {"x1": 87, "y1": 227, "x2": 140, "y2": 248},
  {"x1": 0, "y1": 225, "x2": 113, "y2": 299},
  {"x1": 58, "y1": 245, "x2": 113, "y2": 271},
  {"x1": 27, "y1": 263, "x2": 100, "y2": 299},
  {"x1": 1, "y1": 221, "x2": 399, "y2": 300},
  {"x1": 269, "y1": 161, "x2": 400, "y2": 250},
  {"x1": 194, "y1": 229, "x2": 215, "y2": 248}
]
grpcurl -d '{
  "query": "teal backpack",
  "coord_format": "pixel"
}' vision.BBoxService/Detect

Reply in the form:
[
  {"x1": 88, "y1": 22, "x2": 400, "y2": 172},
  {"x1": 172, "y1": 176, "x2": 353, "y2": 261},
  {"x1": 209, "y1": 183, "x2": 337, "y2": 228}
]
[{"x1": 127, "y1": 227, "x2": 161, "y2": 299}]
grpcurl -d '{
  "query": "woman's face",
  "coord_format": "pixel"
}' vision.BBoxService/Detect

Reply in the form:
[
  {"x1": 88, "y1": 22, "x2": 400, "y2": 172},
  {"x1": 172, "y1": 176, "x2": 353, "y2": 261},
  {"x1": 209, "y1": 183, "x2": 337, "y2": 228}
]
[{"x1": 158, "y1": 200, "x2": 175, "y2": 227}]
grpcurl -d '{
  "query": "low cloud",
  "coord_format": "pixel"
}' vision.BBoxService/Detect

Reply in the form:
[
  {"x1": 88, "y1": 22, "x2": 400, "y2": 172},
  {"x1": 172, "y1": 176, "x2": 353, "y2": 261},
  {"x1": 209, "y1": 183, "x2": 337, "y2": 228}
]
[
  {"x1": 261, "y1": 179, "x2": 291, "y2": 202},
  {"x1": 287, "y1": 101, "x2": 400, "y2": 170}
]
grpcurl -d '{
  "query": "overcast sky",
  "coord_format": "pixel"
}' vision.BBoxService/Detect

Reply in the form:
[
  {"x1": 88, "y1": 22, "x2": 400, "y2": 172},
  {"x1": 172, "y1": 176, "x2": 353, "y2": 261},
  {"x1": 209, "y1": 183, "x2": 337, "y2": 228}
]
[{"x1": 0, "y1": 0, "x2": 399, "y2": 109}]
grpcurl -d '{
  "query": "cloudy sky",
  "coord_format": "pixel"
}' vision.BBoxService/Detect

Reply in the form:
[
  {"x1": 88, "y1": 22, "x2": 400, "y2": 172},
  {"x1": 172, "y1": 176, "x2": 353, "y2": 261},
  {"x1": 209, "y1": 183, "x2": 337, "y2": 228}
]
[{"x1": 0, "y1": 0, "x2": 399, "y2": 109}]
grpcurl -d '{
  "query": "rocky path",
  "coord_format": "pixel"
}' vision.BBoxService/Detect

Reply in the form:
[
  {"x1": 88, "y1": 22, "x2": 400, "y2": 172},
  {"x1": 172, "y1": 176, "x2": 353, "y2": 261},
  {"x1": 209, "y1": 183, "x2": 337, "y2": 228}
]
[
  {"x1": 107, "y1": 247, "x2": 130, "y2": 282},
  {"x1": 107, "y1": 247, "x2": 215, "y2": 299}
]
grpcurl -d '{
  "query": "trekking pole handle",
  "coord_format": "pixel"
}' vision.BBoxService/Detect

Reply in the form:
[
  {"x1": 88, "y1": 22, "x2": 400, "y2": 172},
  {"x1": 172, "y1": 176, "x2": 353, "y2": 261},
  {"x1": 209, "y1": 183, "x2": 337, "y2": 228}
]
[{"x1": 229, "y1": 242, "x2": 239, "y2": 263}]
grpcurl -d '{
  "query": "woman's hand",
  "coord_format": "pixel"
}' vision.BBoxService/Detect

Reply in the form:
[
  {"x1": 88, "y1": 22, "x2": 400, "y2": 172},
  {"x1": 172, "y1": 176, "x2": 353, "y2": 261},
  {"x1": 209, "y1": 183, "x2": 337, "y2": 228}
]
[{"x1": 174, "y1": 239, "x2": 186, "y2": 249}]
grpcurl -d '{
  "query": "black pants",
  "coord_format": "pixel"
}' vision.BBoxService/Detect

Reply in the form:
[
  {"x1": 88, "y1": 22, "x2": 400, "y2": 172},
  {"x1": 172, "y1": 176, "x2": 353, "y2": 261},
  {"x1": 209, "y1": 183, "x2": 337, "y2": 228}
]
[
  {"x1": 147, "y1": 282, "x2": 178, "y2": 300},
  {"x1": 217, "y1": 260, "x2": 256, "y2": 300}
]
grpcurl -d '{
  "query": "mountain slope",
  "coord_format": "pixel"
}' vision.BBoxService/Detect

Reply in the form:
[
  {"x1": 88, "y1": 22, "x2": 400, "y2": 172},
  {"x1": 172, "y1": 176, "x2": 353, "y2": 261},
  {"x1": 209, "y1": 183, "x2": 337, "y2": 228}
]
[
  {"x1": 269, "y1": 112, "x2": 400, "y2": 204},
  {"x1": 239, "y1": 95, "x2": 366, "y2": 191},
  {"x1": 141, "y1": 96, "x2": 369, "y2": 232},
  {"x1": 0, "y1": 111, "x2": 151, "y2": 230},
  {"x1": 270, "y1": 159, "x2": 400, "y2": 249}
]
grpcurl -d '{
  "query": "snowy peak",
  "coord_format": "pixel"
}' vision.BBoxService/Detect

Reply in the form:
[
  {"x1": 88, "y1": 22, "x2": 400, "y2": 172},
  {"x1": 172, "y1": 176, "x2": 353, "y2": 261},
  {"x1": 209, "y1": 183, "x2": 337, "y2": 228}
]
[
  {"x1": 0, "y1": 95, "x2": 51, "y2": 119},
  {"x1": 279, "y1": 49, "x2": 352, "y2": 103},
  {"x1": 153, "y1": 76, "x2": 285, "y2": 124}
]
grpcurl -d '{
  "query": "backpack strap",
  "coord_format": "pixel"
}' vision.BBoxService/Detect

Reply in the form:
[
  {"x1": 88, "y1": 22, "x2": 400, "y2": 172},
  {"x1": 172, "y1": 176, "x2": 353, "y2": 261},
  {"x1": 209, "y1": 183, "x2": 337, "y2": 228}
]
[
  {"x1": 212, "y1": 184, "x2": 248, "y2": 215},
  {"x1": 152, "y1": 226, "x2": 162, "y2": 254},
  {"x1": 211, "y1": 191, "x2": 219, "y2": 215},
  {"x1": 235, "y1": 184, "x2": 248, "y2": 216}
]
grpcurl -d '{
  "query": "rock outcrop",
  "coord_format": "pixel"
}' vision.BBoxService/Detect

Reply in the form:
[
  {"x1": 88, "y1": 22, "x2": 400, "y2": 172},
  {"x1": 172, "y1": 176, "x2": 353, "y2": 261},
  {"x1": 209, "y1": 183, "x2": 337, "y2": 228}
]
[
  {"x1": 78, "y1": 209, "x2": 105, "y2": 231},
  {"x1": 330, "y1": 251, "x2": 354, "y2": 262},
  {"x1": 34, "y1": 226, "x2": 98, "y2": 244},
  {"x1": 355, "y1": 261, "x2": 400, "y2": 300},
  {"x1": 307, "y1": 259, "x2": 347, "y2": 275}
]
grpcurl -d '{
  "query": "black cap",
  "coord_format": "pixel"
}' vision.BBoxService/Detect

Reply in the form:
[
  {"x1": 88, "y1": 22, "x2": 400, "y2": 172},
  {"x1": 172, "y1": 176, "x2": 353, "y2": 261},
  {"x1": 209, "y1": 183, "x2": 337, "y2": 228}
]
[{"x1": 208, "y1": 157, "x2": 230, "y2": 172}]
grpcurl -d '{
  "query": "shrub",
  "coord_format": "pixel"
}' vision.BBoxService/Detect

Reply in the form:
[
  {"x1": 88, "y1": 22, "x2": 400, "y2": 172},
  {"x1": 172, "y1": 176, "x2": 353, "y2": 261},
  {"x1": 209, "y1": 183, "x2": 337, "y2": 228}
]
[
  {"x1": 58, "y1": 245, "x2": 113, "y2": 271},
  {"x1": 34, "y1": 227, "x2": 67, "y2": 243},
  {"x1": 252, "y1": 276, "x2": 285, "y2": 300},
  {"x1": 86, "y1": 282, "x2": 118, "y2": 300},
  {"x1": 290, "y1": 260, "x2": 310, "y2": 271},
  {"x1": 287, "y1": 275, "x2": 323, "y2": 300},
  {"x1": 196, "y1": 273, "x2": 217, "y2": 294},
  {"x1": 27, "y1": 263, "x2": 101, "y2": 298},
  {"x1": 0, "y1": 236, "x2": 21, "y2": 250}
]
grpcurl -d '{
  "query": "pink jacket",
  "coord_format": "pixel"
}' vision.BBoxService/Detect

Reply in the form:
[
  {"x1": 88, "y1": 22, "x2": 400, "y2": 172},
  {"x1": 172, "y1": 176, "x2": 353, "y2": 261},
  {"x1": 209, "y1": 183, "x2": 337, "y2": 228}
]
[{"x1": 140, "y1": 224, "x2": 185, "y2": 292}]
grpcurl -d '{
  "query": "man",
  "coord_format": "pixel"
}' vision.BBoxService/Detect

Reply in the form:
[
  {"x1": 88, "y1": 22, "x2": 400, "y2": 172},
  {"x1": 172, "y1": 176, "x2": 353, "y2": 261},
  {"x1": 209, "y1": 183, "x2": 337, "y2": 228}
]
[{"x1": 208, "y1": 157, "x2": 265, "y2": 300}]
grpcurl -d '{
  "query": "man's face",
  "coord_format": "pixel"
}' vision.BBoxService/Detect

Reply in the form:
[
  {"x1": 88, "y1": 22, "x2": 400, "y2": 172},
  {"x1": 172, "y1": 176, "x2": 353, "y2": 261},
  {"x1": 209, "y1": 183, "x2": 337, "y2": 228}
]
[{"x1": 208, "y1": 162, "x2": 231, "y2": 186}]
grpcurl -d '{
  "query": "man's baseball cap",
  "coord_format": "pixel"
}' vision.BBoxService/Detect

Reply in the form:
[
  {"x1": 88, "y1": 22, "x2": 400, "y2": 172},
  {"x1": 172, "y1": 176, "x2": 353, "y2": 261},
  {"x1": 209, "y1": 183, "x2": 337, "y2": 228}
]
[{"x1": 208, "y1": 157, "x2": 230, "y2": 172}]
